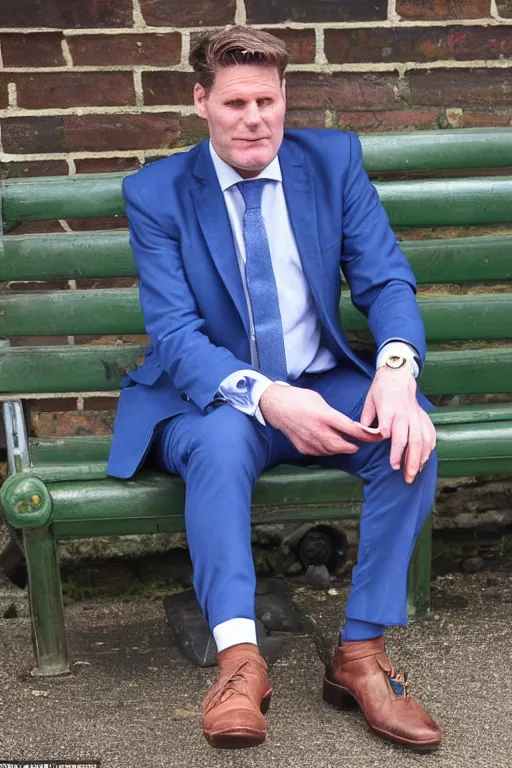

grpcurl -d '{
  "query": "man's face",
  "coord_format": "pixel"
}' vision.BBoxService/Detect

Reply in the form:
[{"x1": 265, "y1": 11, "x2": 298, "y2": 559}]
[{"x1": 194, "y1": 64, "x2": 286, "y2": 178}]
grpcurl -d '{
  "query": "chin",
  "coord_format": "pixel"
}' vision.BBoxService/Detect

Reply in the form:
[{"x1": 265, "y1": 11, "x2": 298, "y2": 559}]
[{"x1": 232, "y1": 148, "x2": 274, "y2": 173}]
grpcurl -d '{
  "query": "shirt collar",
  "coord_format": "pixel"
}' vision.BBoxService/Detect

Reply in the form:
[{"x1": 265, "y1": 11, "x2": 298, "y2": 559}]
[{"x1": 209, "y1": 140, "x2": 282, "y2": 192}]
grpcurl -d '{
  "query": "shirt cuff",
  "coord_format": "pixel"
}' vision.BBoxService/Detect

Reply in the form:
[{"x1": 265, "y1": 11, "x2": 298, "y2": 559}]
[
  {"x1": 216, "y1": 370, "x2": 289, "y2": 425},
  {"x1": 376, "y1": 341, "x2": 420, "y2": 378}
]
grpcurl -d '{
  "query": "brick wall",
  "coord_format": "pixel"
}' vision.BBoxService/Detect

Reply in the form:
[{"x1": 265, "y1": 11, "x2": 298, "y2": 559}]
[
  {"x1": 1, "y1": 0, "x2": 512, "y2": 440},
  {"x1": 2, "y1": 0, "x2": 512, "y2": 180}
]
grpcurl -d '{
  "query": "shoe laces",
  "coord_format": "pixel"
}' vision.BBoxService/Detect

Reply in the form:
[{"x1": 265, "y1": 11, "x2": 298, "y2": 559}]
[{"x1": 204, "y1": 660, "x2": 253, "y2": 715}]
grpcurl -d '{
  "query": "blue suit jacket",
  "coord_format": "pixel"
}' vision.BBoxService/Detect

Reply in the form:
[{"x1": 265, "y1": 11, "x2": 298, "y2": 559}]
[{"x1": 107, "y1": 129, "x2": 425, "y2": 479}]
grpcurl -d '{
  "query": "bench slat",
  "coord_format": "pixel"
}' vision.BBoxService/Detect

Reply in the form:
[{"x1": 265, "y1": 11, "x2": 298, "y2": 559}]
[
  {"x1": 42, "y1": 416, "x2": 512, "y2": 537},
  {"x1": 2, "y1": 232, "x2": 511, "y2": 283},
  {"x1": 1, "y1": 344, "x2": 511, "y2": 395},
  {"x1": 361, "y1": 128, "x2": 512, "y2": 173},
  {"x1": 27, "y1": 402, "x2": 512, "y2": 477},
  {"x1": 1, "y1": 288, "x2": 511, "y2": 341},
  {"x1": 2, "y1": 175, "x2": 512, "y2": 228}
]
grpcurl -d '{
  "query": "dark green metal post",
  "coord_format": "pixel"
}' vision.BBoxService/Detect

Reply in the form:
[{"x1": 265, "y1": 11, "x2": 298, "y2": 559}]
[
  {"x1": 23, "y1": 527, "x2": 69, "y2": 676},
  {"x1": 407, "y1": 513, "x2": 433, "y2": 621}
]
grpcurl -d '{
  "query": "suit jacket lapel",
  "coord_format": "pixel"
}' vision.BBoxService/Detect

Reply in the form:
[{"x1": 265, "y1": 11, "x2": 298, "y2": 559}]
[
  {"x1": 190, "y1": 141, "x2": 250, "y2": 335},
  {"x1": 279, "y1": 140, "x2": 326, "y2": 314}
]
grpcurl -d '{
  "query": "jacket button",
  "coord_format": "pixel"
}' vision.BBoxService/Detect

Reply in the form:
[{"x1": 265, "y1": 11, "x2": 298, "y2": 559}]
[{"x1": 181, "y1": 393, "x2": 190, "y2": 402}]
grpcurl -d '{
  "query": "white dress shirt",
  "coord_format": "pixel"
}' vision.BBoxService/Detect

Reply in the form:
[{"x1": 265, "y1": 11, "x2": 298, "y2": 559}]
[{"x1": 210, "y1": 141, "x2": 418, "y2": 423}]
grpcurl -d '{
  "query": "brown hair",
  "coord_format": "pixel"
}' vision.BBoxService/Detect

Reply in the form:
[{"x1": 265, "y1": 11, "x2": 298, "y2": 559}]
[{"x1": 189, "y1": 26, "x2": 289, "y2": 91}]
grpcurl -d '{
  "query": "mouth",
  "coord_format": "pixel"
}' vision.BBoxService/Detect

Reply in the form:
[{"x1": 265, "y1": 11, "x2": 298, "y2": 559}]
[{"x1": 235, "y1": 137, "x2": 269, "y2": 143}]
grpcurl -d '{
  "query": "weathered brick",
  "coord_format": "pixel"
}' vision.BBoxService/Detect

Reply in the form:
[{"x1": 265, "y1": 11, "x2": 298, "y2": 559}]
[
  {"x1": 246, "y1": 0, "x2": 387, "y2": 23},
  {"x1": 143, "y1": 71, "x2": 197, "y2": 106},
  {"x1": 82, "y1": 397, "x2": 118, "y2": 411},
  {"x1": 28, "y1": 398, "x2": 78, "y2": 414},
  {"x1": 63, "y1": 113, "x2": 181, "y2": 152},
  {"x1": 179, "y1": 114, "x2": 209, "y2": 146},
  {"x1": 190, "y1": 26, "x2": 315, "y2": 65},
  {"x1": 397, "y1": 0, "x2": 490, "y2": 19},
  {"x1": 409, "y1": 68, "x2": 512, "y2": 106},
  {"x1": 335, "y1": 109, "x2": 441, "y2": 133},
  {"x1": 66, "y1": 216, "x2": 129, "y2": 231},
  {"x1": 444, "y1": 108, "x2": 512, "y2": 127},
  {"x1": 285, "y1": 109, "x2": 326, "y2": 129},
  {"x1": 0, "y1": 84, "x2": 9, "y2": 109},
  {"x1": 0, "y1": 160, "x2": 68, "y2": 180},
  {"x1": 30, "y1": 410, "x2": 114, "y2": 438},
  {"x1": 496, "y1": 0, "x2": 512, "y2": 16},
  {"x1": 325, "y1": 26, "x2": 512, "y2": 63},
  {"x1": 0, "y1": 0, "x2": 133, "y2": 28},
  {"x1": 4, "y1": 72, "x2": 135, "y2": 110},
  {"x1": 263, "y1": 27, "x2": 315, "y2": 64},
  {"x1": 75, "y1": 157, "x2": 141, "y2": 174},
  {"x1": 139, "y1": 0, "x2": 235, "y2": 26},
  {"x1": 2, "y1": 116, "x2": 65, "y2": 154},
  {"x1": 286, "y1": 72, "x2": 401, "y2": 110},
  {"x1": 0, "y1": 33, "x2": 64, "y2": 67},
  {"x1": 68, "y1": 33, "x2": 181, "y2": 66}
]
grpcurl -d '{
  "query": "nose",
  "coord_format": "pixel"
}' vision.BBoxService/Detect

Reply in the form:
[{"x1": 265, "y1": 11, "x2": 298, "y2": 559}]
[{"x1": 244, "y1": 101, "x2": 262, "y2": 128}]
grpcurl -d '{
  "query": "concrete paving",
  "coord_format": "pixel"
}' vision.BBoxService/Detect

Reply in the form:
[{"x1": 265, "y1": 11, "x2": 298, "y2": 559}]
[{"x1": 0, "y1": 567, "x2": 511, "y2": 768}]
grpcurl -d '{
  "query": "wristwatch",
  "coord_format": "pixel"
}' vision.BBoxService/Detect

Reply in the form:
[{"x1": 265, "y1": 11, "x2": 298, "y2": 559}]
[{"x1": 384, "y1": 354, "x2": 414, "y2": 374}]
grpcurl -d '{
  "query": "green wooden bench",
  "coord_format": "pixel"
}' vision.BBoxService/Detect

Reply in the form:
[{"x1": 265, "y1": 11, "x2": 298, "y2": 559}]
[{"x1": 1, "y1": 128, "x2": 512, "y2": 677}]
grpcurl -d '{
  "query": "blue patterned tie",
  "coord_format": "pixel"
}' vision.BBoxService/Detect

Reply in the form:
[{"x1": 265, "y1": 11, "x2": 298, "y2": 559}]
[{"x1": 237, "y1": 180, "x2": 288, "y2": 380}]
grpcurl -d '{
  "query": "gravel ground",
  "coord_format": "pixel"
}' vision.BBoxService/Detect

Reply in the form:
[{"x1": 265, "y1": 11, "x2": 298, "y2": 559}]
[{"x1": 0, "y1": 568, "x2": 511, "y2": 768}]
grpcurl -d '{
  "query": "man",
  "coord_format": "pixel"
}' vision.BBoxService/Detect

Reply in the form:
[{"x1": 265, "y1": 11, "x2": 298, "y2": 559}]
[{"x1": 107, "y1": 26, "x2": 441, "y2": 751}]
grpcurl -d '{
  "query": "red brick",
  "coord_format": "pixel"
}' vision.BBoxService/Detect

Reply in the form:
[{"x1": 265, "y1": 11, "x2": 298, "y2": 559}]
[
  {"x1": 190, "y1": 27, "x2": 315, "y2": 65},
  {"x1": 68, "y1": 33, "x2": 181, "y2": 66},
  {"x1": 5, "y1": 72, "x2": 135, "y2": 110},
  {"x1": 409, "y1": 68, "x2": 512, "y2": 106},
  {"x1": 286, "y1": 71, "x2": 401, "y2": 110},
  {"x1": 74, "y1": 157, "x2": 141, "y2": 173},
  {"x1": 246, "y1": 0, "x2": 387, "y2": 23},
  {"x1": 262, "y1": 27, "x2": 315, "y2": 64},
  {"x1": 0, "y1": 0, "x2": 133, "y2": 28},
  {"x1": 28, "y1": 398, "x2": 78, "y2": 414},
  {"x1": 82, "y1": 397, "x2": 118, "y2": 411},
  {"x1": 0, "y1": 160, "x2": 68, "y2": 181},
  {"x1": 497, "y1": 0, "x2": 512, "y2": 17},
  {"x1": 139, "y1": 0, "x2": 235, "y2": 26},
  {"x1": 285, "y1": 109, "x2": 326, "y2": 129},
  {"x1": 2, "y1": 116, "x2": 65, "y2": 154},
  {"x1": 397, "y1": 0, "x2": 490, "y2": 19},
  {"x1": 0, "y1": 33, "x2": 64, "y2": 67},
  {"x1": 66, "y1": 216, "x2": 129, "y2": 231},
  {"x1": 62, "y1": 113, "x2": 181, "y2": 152},
  {"x1": 0, "y1": 82, "x2": 10, "y2": 109},
  {"x1": 30, "y1": 410, "x2": 114, "y2": 438},
  {"x1": 445, "y1": 108, "x2": 512, "y2": 127},
  {"x1": 179, "y1": 114, "x2": 209, "y2": 146},
  {"x1": 8, "y1": 221, "x2": 65, "y2": 235},
  {"x1": 335, "y1": 109, "x2": 441, "y2": 133},
  {"x1": 143, "y1": 71, "x2": 197, "y2": 106},
  {"x1": 325, "y1": 26, "x2": 512, "y2": 64}
]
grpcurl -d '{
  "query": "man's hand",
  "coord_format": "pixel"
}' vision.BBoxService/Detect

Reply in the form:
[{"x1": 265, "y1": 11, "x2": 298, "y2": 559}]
[
  {"x1": 360, "y1": 366, "x2": 436, "y2": 484},
  {"x1": 259, "y1": 384, "x2": 383, "y2": 456}
]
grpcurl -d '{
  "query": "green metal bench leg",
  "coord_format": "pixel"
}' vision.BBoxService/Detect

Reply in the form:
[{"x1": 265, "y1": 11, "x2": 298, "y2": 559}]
[
  {"x1": 23, "y1": 527, "x2": 70, "y2": 676},
  {"x1": 407, "y1": 513, "x2": 433, "y2": 621}
]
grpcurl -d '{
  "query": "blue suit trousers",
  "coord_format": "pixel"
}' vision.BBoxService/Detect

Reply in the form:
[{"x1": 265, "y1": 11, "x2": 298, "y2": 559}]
[{"x1": 153, "y1": 363, "x2": 437, "y2": 632}]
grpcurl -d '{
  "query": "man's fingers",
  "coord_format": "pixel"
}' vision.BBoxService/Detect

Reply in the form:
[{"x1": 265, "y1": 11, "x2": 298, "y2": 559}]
[
  {"x1": 419, "y1": 409, "x2": 436, "y2": 469},
  {"x1": 328, "y1": 408, "x2": 382, "y2": 443},
  {"x1": 403, "y1": 411, "x2": 423, "y2": 484},
  {"x1": 359, "y1": 393, "x2": 376, "y2": 428},
  {"x1": 389, "y1": 416, "x2": 408, "y2": 470}
]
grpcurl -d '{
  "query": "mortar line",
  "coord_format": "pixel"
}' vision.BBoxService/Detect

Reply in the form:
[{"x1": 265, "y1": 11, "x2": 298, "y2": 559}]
[
  {"x1": 7, "y1": 82, "x2": 17, "y2": 108},
  {"x1": 181, "y1": 30, "x2": 191, "y2": 68},
  {"x1": 132, "y1": 0, "x2": 147, "y2": 29},
  {"x1": 315, "y1": 27, "x2": 327, "y2": 65},
  {"x1": 388, "y1": 0, "x2": 400, "y2": 23},
  {"x1": 61, "y1": 38, "x2": 73, "y2": 66},
  {"x1": 133, "y1": 69, "x2": 143, "y2": 108},
  {"x1": 235, "y1": 0, "x2": 247, "y2": 25}
]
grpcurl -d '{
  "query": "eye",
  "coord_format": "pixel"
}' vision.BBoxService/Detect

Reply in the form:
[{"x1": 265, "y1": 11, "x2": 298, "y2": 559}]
[
  {"x1": 226, "y1": 99, "x2": 245, "y2": 108},
  {"x1": 257, "y1": 98, "x2": 273, "y2": 106}
]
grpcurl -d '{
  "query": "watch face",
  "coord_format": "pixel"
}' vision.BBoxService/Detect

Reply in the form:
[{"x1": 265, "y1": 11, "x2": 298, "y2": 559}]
[{"x1": 386, "y1": 355, "x2": 406, "y2": 369}]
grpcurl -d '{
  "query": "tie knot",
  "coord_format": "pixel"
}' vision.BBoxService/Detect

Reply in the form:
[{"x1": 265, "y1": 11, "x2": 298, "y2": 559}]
[{"x1": 237, "y1": 179, "x2": 267, "y2": 211}]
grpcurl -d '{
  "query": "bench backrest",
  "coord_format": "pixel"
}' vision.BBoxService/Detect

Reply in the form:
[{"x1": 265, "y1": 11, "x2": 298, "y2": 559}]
[{"x1": 1, "y1": 128, "x2": 512, "y2": 405}]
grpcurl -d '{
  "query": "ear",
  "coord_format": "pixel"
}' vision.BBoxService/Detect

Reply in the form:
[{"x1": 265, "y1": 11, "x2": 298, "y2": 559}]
[
  {"x1": 194, "y1": 83, "x2": 208, "y2": 119},
  {"x1": 281, "y1": 78, "x2": 286, "y2": 105}
]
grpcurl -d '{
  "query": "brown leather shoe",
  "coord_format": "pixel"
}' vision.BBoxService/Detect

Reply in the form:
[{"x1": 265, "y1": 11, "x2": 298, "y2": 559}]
[
  {"x1": 323, "y1": 637, "x2": 442, "y2": 751},
  {"x1": 203, "y1": 643, "x2": 272, "y2": 748}
]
